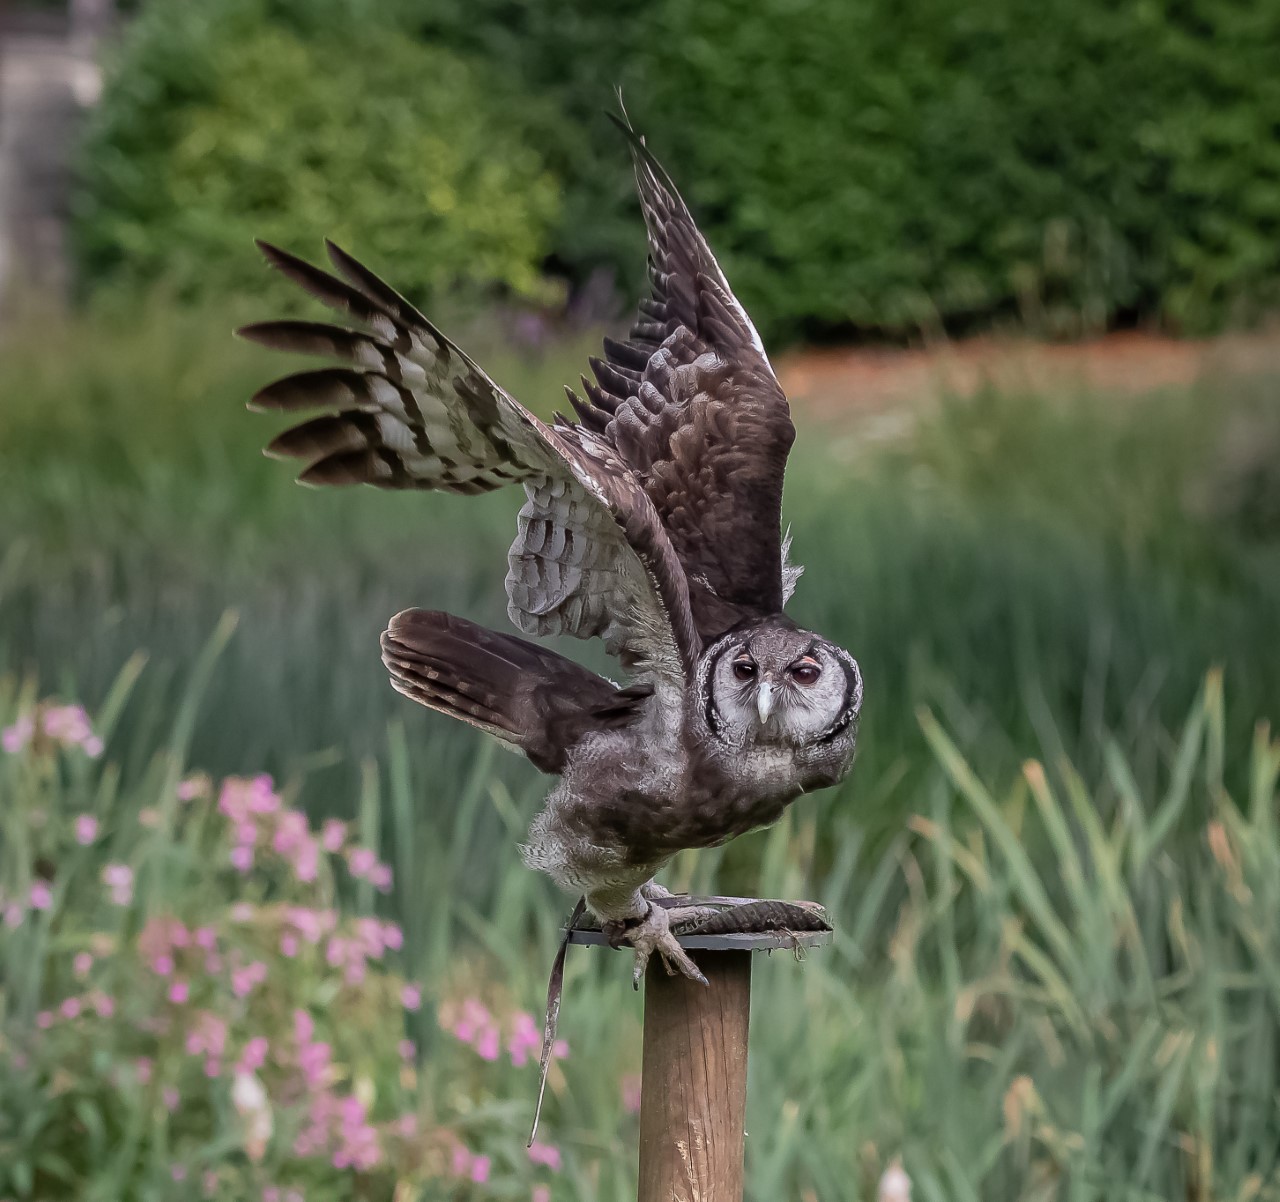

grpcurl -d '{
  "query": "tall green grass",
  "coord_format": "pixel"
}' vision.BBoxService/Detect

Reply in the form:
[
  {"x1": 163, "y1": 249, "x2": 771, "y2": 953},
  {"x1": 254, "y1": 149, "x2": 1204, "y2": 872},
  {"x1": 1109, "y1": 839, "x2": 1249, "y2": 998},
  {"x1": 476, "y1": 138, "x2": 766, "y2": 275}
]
[
  {"x1": 2, "y1": 300, "x2": 1277, "y2": 848},
  {"x1": 4, "y1": 294, "x2": 1280, "y2": 1196},
  {"x1": 7, "y1": 638, "x2": 1279, "y2": 1198}
]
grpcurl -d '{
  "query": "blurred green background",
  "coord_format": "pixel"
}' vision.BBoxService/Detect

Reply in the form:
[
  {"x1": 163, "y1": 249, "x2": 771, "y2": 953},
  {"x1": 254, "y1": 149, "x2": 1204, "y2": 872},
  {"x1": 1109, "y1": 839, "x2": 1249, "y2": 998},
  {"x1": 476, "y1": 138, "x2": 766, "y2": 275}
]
[{"x1": 2, "y1": 0, "x2": 1280, "y2": 1198}]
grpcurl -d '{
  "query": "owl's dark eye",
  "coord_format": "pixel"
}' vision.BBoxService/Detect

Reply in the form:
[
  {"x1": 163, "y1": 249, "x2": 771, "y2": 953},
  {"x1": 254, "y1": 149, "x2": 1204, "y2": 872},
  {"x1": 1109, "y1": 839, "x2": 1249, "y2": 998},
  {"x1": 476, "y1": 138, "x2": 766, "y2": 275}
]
[
  {"x1": 732, "y1": 658, "x2": 757, "y2": 682},
  {"x1": 789, "y1": 658, "x2": 822, "y2": 686}
]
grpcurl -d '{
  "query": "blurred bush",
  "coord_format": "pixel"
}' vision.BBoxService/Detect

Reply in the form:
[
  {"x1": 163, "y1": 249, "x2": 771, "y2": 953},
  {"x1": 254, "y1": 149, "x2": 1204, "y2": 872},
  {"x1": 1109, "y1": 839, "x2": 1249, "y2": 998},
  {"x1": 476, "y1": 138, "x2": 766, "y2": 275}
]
[
  {"x1": 0, "y1": 674, "x2": 570, "y2": 1199},
  {"x1": 74, "y1": 0, "x2": 563, "y2": 308},
  {"x1": 76, "y1": 0, "x2": 1280, "y2": 336},
  {"x1": 422, "y1": 0, "x2": 1280, "y2": 339}
]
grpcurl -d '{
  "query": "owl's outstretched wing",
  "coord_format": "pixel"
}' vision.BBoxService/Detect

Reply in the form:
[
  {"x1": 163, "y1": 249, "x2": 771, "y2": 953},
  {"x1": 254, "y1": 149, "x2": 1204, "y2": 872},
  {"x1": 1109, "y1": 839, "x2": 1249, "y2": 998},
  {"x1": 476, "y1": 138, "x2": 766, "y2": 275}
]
[
  {"x1": 240, "y1": 241, "x2": 699, "y2": 685},
  {"x1": 567, "y1": 116, "x2": 799, "y2": 639}
]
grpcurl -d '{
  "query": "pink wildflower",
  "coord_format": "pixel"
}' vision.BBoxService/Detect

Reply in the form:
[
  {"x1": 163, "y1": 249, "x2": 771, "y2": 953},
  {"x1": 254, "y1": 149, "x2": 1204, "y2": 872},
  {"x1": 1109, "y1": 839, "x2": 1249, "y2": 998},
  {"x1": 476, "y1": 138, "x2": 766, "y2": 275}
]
[
  {"x1": 194, "y1": 926, "x2": 217, "y2": 950},
  {"x1": 347, "y1": 847, "x2": 376, "y2": 878},
  {"x1": 42, "y1": 705, "x2": 102, "y2": 755},
  {"x1": 60, "y1": 997, "x2": 81, "y2": 1019},
  {"x1": 230, "y1": 845, "x2": 254, "y2": 873},
  {"x1": 101, "y1": 863, "x2": 133, "y2": 906},
  {"x1": 299, "y1": 1040, "x2": 331, "y2": 1089},
  {"x1": 381, "y1": 921, "x2": 403, "y2": 951},
  {"x1": 451, "y1": 997, "x2": 491, "y2": 1043},
  {"x1": 74, "y1": 814, "x2": 99, "y2": 845},
  {"x1": 398, "y1": 1039, "x2": 416, "y2": 1062},
  {"x1": 292, "y1": 837, "x2": 319, "y2": 883},
  {"x1": 293, "y1": 1009, "x2": 315, "y2": 1045},
  {"x1": 231, "y1": 961, "x2": 267, "y2": 998},
  {"x1": 29, "y1": 881, "x2": 53, "y2": 910},
  {"x1": 2, "y1": 714, "x2": 34, "y2": 754},
  {"x1": 3, "y1": 903, "x2": 22, "y2": 928},
  {"x1": 533, "y1": 1187, "x2": 551, "y2": 1202},
  {"x1": 135, "y1": 1058, "x2": 153, "y2": 1084},
  {"x1": 470, "y1": 1156, "x2": 491, "y2": 1184},
  {"x1": 272, "y1": 811, "x2": 308, "y2": 856},
  {"x1": 36, "y1": 1010, "x2": 53, "y2": 1029},
  {"x1": 280, "y1": 933, "x2": 299, "y2": 958},
  {"x1": 152, "y1": 955, "x2": 174, "y2": 977},
  {"x1": 91, "y1": 991, "x2": 115, "y2": 1017},
  {"x1": 553, "y1": 1038, "x2": 569, "y2": 1059},
  {"x1": 185, "y1": 1010, "x2": 228, "y2": 1059},
  {"x1": 528, "y1": 1141, "x2": 562, "y2": 1171},
  {"x1": 168, "y1": 980, "x2": 190, "y2": 1004},
  {"x1": 401, "y1": 984, "x2": 422, "y2": 1011},
  {"x1": 177, "y1": 773, "x2": 210, "y2": 802},
  {"x1": 238, "y1": 1036, "x2": 269, "y2": 1073},
  {"x1": 235, "y1": 822, "x2": 258, "y2": 847},
  {"x1": 230, "y1": 902, "x2": 254, "y2": 923},
  {"x1": 164, "y1": 1086, "x2": 181, "y2": 1111},
  {"x1": 370, "y1": 862, "x2": 393, "y2": 892},
  {"x1": 451, "y1": 1145, "x2": 472, "y2": 1176},
  {"x1": 219, "y1": 775, "x2": 278, "y2": 822},
  {"x1": 246, "y1": 774, "x2": 280, "y2": 814},
  {"x1": 509, "y1": 1011, "x2": 541, "y2": 1067},
  {"x1": 321, "y1": 819, "x2": 346, "y2": 852},
  {"x1": 476, "y1": 1026, "x2": 500, "y2": 1062}
]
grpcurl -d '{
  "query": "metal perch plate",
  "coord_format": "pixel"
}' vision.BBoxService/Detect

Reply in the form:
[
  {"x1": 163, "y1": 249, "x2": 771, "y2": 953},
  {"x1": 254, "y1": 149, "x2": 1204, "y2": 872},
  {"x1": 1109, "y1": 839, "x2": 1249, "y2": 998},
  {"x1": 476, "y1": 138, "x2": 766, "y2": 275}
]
[{"x1": 566, "y1": 895, "x2": 833, "y2": 952}]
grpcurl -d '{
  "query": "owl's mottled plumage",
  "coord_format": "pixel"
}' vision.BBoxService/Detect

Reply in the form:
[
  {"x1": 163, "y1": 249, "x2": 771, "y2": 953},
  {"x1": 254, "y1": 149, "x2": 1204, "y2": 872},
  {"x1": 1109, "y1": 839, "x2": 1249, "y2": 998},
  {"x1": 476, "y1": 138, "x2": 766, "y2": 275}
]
[{"x1": 242, "y1": 117, "x2": 862, "y2": 983}]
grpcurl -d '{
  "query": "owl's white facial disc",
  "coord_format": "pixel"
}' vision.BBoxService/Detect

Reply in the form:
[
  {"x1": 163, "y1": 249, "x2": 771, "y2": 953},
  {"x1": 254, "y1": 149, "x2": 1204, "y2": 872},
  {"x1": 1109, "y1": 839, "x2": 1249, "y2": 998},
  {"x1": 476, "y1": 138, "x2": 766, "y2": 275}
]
[{"x1": 702, "y1": 624, "x2": 861, "y2": 748}]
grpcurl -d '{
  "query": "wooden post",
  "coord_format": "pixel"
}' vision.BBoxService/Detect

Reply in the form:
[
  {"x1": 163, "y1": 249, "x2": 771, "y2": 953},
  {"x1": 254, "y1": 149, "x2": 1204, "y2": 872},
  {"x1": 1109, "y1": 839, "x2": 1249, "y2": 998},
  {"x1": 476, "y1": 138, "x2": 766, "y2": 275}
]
[
  {"x1": 638, "y1": 949, "x2": 752, "y2": 1202},
  {"x1": 559, "y1": 898, "x2": 831, "y2": 1202}
]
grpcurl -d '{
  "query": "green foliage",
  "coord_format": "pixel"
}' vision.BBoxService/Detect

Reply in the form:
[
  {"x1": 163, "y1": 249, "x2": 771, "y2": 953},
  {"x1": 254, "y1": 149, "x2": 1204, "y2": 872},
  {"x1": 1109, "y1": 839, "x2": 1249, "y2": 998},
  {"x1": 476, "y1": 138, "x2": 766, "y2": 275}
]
[
  {"x1": 6, "y1": 636, "x2": 1280, "y2": 1197},
  {"x1": 2, "y1": 300, "x2": 1279, "y2": 835},
  {"x1": 76, "y1": 0, "x2": 1280, "y2": 334},
  {"x1": 416, "y1": 0, "x2": 1280, "y2": 339},
  {"x1": 0, "y1": 661, "x2": 569, "y2": 1199},
  {"x1": 74, "y1": 0, "x2": 562, "y2": 307}
]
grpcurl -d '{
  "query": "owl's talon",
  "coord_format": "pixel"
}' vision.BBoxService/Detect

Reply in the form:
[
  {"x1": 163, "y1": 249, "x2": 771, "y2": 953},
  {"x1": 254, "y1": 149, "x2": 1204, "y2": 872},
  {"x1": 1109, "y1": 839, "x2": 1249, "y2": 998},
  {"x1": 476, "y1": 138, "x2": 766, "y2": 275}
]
[{"x1": 619, "y1": 901, "x2": 708, "y2": 987}]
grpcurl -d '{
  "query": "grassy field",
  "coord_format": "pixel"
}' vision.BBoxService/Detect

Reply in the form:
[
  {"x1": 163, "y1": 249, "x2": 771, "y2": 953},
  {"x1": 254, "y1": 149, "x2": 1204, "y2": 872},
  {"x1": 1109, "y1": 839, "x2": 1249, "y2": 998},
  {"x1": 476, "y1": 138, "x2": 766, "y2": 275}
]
[{"x1": 3, "y1": 297, "x2": 1280, "y2": 1198}]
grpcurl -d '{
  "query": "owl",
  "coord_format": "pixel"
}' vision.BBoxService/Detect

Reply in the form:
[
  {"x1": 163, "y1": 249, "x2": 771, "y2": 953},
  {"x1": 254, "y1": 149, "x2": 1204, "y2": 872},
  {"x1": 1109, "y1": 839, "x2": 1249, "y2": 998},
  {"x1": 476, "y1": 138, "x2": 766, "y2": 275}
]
[{"x1": 241, "y1": 117, "x2": 863, "y2": 985}]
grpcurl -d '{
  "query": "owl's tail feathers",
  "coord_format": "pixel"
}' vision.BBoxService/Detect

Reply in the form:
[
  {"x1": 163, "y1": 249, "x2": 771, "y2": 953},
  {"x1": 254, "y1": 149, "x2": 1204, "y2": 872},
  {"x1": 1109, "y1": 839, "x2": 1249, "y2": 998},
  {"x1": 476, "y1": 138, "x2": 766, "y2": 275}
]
[{"x1": 380, "y1": 609, "x2": 649, "y2": 775}]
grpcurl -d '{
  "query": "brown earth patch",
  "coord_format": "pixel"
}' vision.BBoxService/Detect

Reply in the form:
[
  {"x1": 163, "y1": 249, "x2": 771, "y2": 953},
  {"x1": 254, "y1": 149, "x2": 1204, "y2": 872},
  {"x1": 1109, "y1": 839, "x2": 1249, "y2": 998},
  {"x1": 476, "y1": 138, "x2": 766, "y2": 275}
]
[{"x1": 776, "y1": 324, "x2": 1280, "y2": 420}]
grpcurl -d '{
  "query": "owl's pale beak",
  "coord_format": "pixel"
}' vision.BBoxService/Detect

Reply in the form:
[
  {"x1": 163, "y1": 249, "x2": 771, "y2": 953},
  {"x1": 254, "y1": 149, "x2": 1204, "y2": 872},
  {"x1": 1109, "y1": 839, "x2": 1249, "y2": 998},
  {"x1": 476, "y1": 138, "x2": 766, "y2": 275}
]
[{"x1": 756, "y1": 681, "x2": 777, "y2": 724}]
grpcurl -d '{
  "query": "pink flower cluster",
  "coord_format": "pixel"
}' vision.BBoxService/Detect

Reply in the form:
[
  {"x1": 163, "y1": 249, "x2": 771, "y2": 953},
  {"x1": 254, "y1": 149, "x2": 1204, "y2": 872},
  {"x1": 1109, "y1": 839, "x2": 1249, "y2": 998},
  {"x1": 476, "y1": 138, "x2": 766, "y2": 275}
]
[
  {"x1": 280, "y1": 905, "x2": 337, "y2": 957},
  {"x1": 73, "y1": 813, "x2": 99, "y2": 845},
  {"x1": 2, "y1": 704, "x2": 103, "y2": 757},
  {"x1": 442, "y1": 999, "x2": 568, "y2": 1067},
  {"x1": 217, "y1": 776, "x2": 388, "y2": 889},
  {"x1": 345, "y1": 847, "x2": 393, "y2": 892},
  {"x1": 324, "y1": 918, "x2": 404, "y2": 986},
  {"x1": 185, "y1": 1010, "x2": 229, "y2": 1077},
  {"x1": 450, "y1": 1142, "x2": 491, "y2": 1184},
  {"x1": 34, "y1": 988, "x2": 116, "y2": 1029},
  {"x1": 527, "y1": 1140, "x2": 562, "y2": 1171},
  {"x1": 287, "y1": 1009, "x2": 417, "y2": 1172},
  {"x1": 101, "y1": 863, "x2": 134, "y2": 906}
]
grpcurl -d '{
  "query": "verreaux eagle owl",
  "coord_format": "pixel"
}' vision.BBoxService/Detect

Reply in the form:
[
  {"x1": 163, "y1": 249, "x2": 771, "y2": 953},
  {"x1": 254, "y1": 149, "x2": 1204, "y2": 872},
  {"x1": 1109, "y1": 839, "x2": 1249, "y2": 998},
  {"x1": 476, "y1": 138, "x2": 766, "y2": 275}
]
[{"x1": 239, "y1": 118, "x2": 863, "y2": 984}]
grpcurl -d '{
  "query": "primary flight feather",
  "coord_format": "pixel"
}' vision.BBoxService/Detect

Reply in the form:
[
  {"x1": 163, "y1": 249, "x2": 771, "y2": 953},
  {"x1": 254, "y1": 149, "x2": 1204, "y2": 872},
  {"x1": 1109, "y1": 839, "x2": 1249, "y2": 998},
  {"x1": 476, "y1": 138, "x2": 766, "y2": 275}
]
[{"x1": 241, "y1": 117, "x2": 862, "y2": 984}]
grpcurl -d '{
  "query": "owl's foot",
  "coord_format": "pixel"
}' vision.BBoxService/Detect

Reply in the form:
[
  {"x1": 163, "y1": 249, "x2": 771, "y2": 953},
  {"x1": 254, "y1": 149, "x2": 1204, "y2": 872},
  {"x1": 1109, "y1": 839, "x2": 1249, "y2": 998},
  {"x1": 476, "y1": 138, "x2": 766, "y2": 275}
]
[{"x1": 602, "y1": 901, "x2": 710, "y2": 989}]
